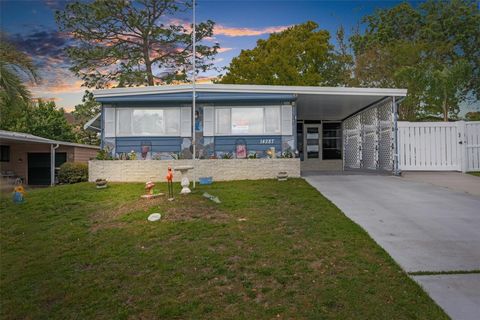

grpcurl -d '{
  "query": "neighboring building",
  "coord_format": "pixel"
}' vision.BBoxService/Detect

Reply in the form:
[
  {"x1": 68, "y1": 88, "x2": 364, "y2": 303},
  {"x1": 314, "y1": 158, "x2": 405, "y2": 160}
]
[
  {"x1": 0, "y1": 130, "x2": 99, "y2": 186},
  {"x1": 86, "y1": 84, "x2": 406, "y2": 173}
]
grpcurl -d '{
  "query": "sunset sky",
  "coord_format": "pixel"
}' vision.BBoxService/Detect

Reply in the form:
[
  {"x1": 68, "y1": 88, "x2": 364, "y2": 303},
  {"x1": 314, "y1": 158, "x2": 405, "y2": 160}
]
[{"x1": 1, "y1": 0, "x2": 425, "y2": 111}]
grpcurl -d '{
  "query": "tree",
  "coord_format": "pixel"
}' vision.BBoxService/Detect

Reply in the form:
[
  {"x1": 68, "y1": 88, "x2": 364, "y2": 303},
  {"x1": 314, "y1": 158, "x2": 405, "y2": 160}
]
[
  {"x1": 351, "y1": 0, "x2": 480, "y2": 121},
  {"x1": 56, "y1": 0, "x2": 219, "y2": 88},
  {"x1": 20, "y1": 100, "x2": 77, "y2": 142},
  {"x1": 465, "y1": 111, "x2": 480, "y2": 121},
  {"x1": 217, "y1": 21, "x2": 352, "y2": 86},
  {"x1": 72, "y1": 91, "x2": 101, "y2": 145},
  {"x1": 0, "y1": 35, "x2": 39, "y2": 130},
  {"x1": 424, "y1": 61, "x2": 472, "y2": 121}
]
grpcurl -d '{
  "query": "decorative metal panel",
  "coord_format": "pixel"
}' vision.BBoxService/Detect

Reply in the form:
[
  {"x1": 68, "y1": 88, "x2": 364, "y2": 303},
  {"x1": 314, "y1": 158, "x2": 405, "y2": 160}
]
[
  {"x1": 361, "y1": 107, "x2": 378, "y2": 170},
  {"x1": 343, "y1": 98, "x2": 394, "y2": 172},
  {"x1": 378, "y1": 100, "x2": 394, "y2": 171},
  {"x1": 343, "y1": 115, "x2": 361, "y2": 168}
]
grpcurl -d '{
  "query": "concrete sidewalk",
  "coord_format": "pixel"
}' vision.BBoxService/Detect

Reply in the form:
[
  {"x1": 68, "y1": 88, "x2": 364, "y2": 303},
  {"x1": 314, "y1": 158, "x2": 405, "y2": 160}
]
[
  {"x1": 305, "y1": 174, "x2": 480, "y2": 320},
  {"x1": 413, "y1": 274, "x2": 480, "y2": 320}
]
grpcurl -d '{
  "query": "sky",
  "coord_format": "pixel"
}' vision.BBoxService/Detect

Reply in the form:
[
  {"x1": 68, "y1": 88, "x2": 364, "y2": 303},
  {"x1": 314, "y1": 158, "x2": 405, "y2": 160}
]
[{"x1": 0, "y1": 0, "x2": 437, "y2": 112}]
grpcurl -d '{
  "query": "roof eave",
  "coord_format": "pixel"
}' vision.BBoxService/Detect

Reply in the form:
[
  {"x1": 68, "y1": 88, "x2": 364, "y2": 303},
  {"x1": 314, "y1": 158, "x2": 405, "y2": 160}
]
[{"x1": 93, "y1": 84, "x2": 408, "y2": 99}]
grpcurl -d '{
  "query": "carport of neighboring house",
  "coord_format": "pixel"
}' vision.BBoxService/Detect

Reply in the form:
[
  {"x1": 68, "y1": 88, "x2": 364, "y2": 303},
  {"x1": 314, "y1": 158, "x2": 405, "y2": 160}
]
[
  {"x1": 86, "y1": 84, "x2": 407, "y2": 174},
  {"x1": 0, "y1": 130, "x2": 99, "y2": 186}
]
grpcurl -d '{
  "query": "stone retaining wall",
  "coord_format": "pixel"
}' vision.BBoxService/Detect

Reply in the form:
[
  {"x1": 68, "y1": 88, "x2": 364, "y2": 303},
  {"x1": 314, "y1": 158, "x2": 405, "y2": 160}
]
[{"x1": 88, "y1": 159, "x2": 300, "y2": 182}]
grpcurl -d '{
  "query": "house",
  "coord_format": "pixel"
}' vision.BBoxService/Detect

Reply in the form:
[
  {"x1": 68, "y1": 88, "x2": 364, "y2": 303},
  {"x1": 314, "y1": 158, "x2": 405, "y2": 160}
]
[
  {"x1": 0, "y1": 130, "x2": 99, "y2": 186},
  {"x1": 86, "y1": 84, "x2": 406, "y2": 175}
]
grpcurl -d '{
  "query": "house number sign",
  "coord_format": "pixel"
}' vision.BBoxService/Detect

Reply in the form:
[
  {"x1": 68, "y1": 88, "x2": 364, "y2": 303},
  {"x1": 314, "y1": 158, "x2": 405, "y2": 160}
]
[{"x1": 260, "y1": 139, "x2": 275, "y2": 144}]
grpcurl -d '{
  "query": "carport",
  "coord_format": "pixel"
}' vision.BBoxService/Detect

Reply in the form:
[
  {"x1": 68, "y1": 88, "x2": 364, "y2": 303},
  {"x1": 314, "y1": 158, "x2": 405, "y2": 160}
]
[{"x1": 0, "y1": 130, "x2": 99, "y2": 185}]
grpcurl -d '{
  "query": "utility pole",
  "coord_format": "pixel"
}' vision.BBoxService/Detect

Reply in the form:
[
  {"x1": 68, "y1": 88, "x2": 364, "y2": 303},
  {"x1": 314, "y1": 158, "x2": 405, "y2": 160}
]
[{"x1": 192, "y1": 0, "x2": 196, "y2": 188}]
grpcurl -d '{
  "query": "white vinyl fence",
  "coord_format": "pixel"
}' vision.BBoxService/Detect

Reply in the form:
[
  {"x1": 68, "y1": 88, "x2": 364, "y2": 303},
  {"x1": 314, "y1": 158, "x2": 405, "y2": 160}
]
[{"x1": 398, "y1": 121, "x2": 480, "y2": 172}]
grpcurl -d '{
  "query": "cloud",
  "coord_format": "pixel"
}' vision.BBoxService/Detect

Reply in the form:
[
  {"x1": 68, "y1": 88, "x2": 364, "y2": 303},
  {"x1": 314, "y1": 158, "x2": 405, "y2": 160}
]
[
  {"x1": 217, "y1": 47, "x2": 233, "y2": 53},
  {"x1": 31, "y1": 80, "x2": 85, "y2": 95},
  {"x1": 8, "y1": 30, "x2": 71, "y2": 69},
  {"x1": 167, "y1": 18, "x2": 290, "y2": 38},
  {"x1": 5, "y1": 28, "x2": 84, "y2": 108},
  {"x1": 214, "y1": 24, "x2": 291, "y2": 37},
  {"x1": 42, "y1": 0, "x2": 67, "y2": 11}
]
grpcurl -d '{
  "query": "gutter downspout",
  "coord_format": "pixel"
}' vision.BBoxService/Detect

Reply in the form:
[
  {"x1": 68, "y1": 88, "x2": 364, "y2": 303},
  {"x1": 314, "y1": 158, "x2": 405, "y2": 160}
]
[{"x1": 50, "y1": 143, "x2": 59, "y2": 186}]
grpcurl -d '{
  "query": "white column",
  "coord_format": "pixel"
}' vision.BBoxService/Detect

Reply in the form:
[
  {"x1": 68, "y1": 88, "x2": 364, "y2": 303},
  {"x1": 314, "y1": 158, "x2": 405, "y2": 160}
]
[{"x1": 50, "y1": 144, "x2": 55, "y2": 186}]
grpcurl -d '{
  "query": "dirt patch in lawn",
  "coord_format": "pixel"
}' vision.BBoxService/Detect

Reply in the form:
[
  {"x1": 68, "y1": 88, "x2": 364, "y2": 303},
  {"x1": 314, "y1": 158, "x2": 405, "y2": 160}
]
[{"x1": 90, "y1": 194, "x2": 229, "y2": 231}]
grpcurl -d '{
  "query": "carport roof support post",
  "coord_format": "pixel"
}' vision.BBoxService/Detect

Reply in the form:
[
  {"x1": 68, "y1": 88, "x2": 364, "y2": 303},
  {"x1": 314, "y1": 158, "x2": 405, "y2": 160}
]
[
  {"x1": 50, "y1": 143, "x2": 59, "y2": 186},
  {"x1": 393, "y1": 96, "x2": 400, "y2": 176}
]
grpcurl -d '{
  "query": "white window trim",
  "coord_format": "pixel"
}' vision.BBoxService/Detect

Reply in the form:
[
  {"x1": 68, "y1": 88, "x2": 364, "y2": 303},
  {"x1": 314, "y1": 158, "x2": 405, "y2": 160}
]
[{"x1": 212, "y1": 106, "x2": 287, "y2": 136}]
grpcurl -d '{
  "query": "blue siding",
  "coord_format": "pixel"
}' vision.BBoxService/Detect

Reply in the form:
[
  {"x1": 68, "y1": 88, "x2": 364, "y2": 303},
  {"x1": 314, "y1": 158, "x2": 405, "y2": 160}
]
[
  {"x1": 214, "y1": 136, "x2": 282, "y2": 152},
  {"x1": 97, "y1": 92, "x2": 296, "y2": 104},
  {"x1": 115, "y1": 137, "x2": 182, "y2": 153}
]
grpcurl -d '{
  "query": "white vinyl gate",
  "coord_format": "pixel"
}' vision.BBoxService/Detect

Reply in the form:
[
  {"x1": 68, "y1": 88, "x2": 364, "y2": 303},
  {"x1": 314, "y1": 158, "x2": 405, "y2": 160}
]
[
  {"x1": 343, "y1": 98, "x2": 395, "y2": 172},
  {"x1": 398, "y1": 121, "x2": 480, "y2": 172}
]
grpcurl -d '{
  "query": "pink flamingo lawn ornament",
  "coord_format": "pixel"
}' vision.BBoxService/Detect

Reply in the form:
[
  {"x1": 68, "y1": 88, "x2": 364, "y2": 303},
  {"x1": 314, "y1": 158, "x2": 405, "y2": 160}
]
[{"x1": 166, "y1": 166, "x2": 174, "y2": 201}]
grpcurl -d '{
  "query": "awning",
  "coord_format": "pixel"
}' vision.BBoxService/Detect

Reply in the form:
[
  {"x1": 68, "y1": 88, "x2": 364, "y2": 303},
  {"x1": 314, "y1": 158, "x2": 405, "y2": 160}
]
[{"x1": 84, "y1": 113, "x2": 101, "y2": 132}]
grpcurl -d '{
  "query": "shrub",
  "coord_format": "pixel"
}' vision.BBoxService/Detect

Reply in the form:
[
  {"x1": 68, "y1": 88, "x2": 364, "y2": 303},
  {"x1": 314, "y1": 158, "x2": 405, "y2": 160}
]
[{"x1": 58, "y1": 162, "x2": 88, "y2": 184}]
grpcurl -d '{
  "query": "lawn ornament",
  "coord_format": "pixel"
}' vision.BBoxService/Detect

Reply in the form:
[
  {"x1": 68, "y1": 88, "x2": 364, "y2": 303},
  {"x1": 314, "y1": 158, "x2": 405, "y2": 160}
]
[
  {"x1": 277, "y1": 171, "x2": 288, "y2": 181},
  {"x1": 141, "y1": 180, "x2": 163, "y2": 199},
  {"x1": 12, "y1": 181, "x2": 25, "y2": 204},
  {"x1": 145, "y1": 181, "x2": 155, "y2": 194},
  {"x1": 147, "y1": 213, "x2": 161, "y2": 222},
  {"x1": 95, "y1": 179, "x2": 108, "y2": 189},
  {"x1": 174, "y1": 165, "x2": 194, "y2": 194},
  {"x1": 202, "y1": 192, "x2": 221, "y2": 204},
  {"x1": 166, "y1": 166, "x2": 174, "y2": 201},
  {"x1": 266, "y1": 147, "x2": 276, "y2": 158}
]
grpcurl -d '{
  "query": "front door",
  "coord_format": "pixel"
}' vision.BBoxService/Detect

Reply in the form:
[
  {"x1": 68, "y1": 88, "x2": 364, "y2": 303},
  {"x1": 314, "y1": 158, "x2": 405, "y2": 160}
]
[{"x1": 304, "y1": 124, "x2": 322, "y2": 161}]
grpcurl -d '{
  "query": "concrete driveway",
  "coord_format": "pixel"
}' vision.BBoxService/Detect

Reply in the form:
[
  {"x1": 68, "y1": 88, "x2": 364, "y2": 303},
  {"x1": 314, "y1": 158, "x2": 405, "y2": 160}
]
[{"x1": 304, "y1": 172, "x2": 480, "y2": 320}]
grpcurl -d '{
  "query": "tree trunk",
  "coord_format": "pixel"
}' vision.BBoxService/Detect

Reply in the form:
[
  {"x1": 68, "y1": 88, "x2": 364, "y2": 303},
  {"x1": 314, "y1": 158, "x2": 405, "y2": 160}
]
[
  {"x1": 143, "y1": 39, "x2": 154, "y2": 86},
  {"x1": 145, "y1": 59, "x2": 154, "y2": 86}
]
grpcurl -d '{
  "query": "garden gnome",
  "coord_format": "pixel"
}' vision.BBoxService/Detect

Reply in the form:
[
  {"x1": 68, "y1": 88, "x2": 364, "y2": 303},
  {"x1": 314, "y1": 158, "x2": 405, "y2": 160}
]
[
  {"x1": 12, "y1": 182, "x2": 25, "y2": 204},
  {"x1": 145, "y1": 181, "x2": 155, "y2": 196},
  {"x1": 166, "y1": 166, "x2": 174, "y2": 201}
]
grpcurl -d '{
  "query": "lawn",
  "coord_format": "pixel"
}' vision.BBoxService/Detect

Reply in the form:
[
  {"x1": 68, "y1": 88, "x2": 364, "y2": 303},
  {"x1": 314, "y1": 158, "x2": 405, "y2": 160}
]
[
  {"x1": 1, "y1": 179, "x2": 447, "y2": 319},
  {"x1": 468, "y1": 172, "x2": 480, "y2": 177}
]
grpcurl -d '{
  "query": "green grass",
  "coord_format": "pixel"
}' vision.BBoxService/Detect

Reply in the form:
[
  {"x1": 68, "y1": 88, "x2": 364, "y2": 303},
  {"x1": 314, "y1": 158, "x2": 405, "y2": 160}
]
[
  {"x1": 1, "y1": 180, "x2": 447, "y2": 319},
  {"x1": 468, "y1": 172, "x2": 480, "y2": 177}
]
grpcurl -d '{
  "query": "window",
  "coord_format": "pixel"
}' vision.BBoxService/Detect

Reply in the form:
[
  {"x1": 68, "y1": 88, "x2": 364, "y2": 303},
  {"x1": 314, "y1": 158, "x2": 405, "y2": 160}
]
[
  {"x1": 265, "y1": 107, "x2": 281, "y2": 134},
  {"x1": 115, "y1": 107, "x2": 183, "y2": 137},
  {"x1": 0, "y1": 145, "x2": 10, "y2": 162},
  {"x1": 104, "y1": 107, "x2": 115, "y2": 137},
  {"x1": 232, "y1": 108, "x2": 263, "y2": 134},
  {"x1": 215, "y1": 108, "x2": 231, "y2": 135},
  {"x1": 322, "y1": 122, "x2": 342, "y2": 159},
  {"x1": 214, "y1": 106, "x2": 282, "y2": 135}
]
